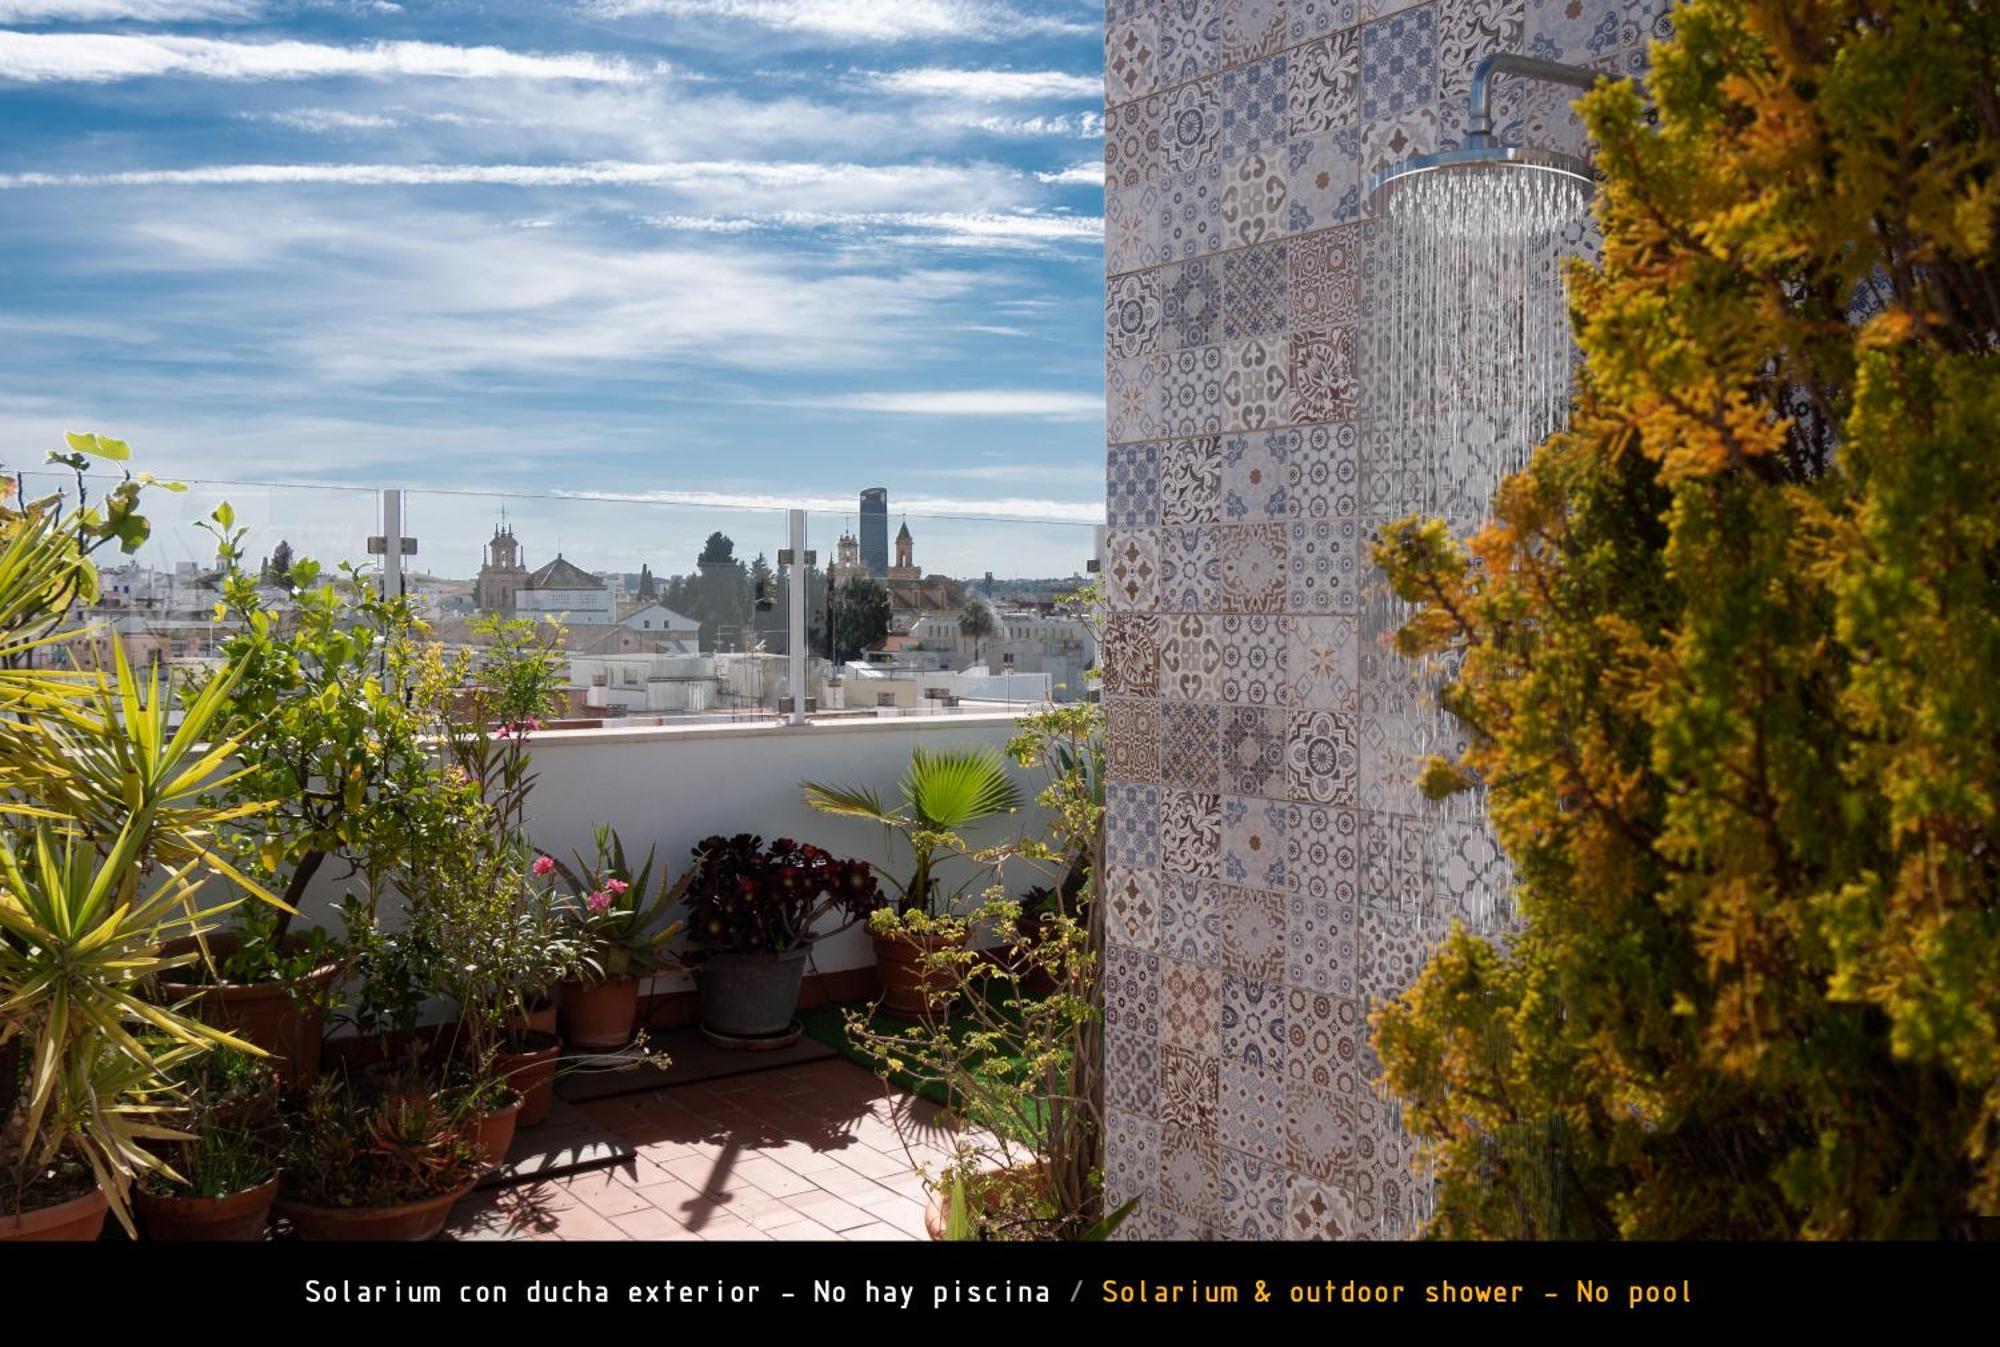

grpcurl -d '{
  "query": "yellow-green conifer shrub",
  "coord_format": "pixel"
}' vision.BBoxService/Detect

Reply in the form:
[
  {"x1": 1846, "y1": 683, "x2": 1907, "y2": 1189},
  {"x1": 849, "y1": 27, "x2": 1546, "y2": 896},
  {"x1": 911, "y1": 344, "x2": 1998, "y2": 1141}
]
[{"x1": 1372, "y1": 0, "x2": 2000, "y2": 1239}]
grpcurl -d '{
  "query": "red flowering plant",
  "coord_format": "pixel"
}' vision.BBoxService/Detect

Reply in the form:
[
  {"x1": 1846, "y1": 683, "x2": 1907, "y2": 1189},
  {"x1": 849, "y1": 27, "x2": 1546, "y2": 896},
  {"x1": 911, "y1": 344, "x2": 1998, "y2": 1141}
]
[
  {"x1": 550, "y1": 826, "x2": 689, "y2": 986},
  {"x1": 681, "y1": 833, "x2": 884, "y2": 957}
]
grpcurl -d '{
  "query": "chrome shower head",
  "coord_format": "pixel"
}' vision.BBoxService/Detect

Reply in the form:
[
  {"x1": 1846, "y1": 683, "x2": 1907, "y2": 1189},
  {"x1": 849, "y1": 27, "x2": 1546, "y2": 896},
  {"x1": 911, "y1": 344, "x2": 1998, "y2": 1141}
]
[{"x1": 1366, "y1": 141, "x2": 1594, "y2": 213}]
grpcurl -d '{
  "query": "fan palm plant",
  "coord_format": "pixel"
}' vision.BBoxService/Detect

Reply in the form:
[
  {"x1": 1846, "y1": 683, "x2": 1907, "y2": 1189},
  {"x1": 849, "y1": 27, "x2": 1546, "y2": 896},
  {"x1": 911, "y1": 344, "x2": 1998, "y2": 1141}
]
[{"x1": 803, "y1": 745, "x2": 1022, "y2": 917}]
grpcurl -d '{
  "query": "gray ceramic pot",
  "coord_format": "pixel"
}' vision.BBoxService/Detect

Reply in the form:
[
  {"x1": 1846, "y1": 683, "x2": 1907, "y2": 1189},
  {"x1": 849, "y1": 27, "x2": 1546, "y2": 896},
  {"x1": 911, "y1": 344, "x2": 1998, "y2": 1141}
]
[{"x1": 697, "y1": 946, "x2": 809, "y2": 1040}]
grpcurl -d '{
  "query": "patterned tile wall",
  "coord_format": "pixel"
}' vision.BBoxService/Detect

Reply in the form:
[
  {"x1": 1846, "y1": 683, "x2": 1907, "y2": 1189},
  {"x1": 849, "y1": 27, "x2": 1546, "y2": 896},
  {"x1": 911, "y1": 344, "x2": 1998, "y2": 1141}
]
[{"x1": 1101, "y1": 0, "x2": 1676, "y2": 1240}]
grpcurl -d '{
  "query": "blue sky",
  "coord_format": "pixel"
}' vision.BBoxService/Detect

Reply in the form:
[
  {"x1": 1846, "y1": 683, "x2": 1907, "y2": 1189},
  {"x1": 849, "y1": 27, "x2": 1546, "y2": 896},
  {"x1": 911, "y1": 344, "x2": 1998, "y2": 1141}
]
[{"x1": 0, "y1": 1, "x2": 1106, "y2": 578}]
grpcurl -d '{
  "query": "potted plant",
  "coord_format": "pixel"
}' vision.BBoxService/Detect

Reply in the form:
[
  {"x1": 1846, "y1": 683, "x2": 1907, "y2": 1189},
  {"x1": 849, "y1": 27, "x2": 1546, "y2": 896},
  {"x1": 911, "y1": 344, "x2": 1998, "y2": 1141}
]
[
  {"x1": 153, "y1": 903, "x2": 341, "y2": 1083},
  {"x1": 134, "y1": 1049, "x2": 282, "y2": 1241},
  {"x1": 680, "y1": 834, "x2": 883, "y2": 1044},
  {"x1": 553, "y1": 828, "x2": 688, "y2": 1051},
  {"x1": 276, "y1": 1077, "x2": 484, "y2": 1241},
  {"x1": 804, "y1": 746, "x2": 1023, "y2": 1017}
]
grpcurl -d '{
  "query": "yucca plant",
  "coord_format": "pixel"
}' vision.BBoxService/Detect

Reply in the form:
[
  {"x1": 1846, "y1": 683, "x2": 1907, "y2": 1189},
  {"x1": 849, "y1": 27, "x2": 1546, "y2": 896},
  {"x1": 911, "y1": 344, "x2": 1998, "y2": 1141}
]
[{"x1": 803, "y1": 746, "x2": 1022, "y2": 917}]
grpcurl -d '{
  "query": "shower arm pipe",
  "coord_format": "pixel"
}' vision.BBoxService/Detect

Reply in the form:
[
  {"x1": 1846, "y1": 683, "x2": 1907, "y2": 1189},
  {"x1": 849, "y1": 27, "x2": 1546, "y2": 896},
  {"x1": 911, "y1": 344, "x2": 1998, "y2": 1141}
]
[{"x1": 1462, "y1": 53, "x2": 1605, "y2": 148}]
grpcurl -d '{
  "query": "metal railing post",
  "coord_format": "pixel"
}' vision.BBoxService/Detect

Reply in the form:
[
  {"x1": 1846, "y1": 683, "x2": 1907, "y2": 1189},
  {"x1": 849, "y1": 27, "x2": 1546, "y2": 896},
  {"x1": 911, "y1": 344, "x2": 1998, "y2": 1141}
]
[{"x1": 786, "y1": 507, "x2": 808, "y2": 726}]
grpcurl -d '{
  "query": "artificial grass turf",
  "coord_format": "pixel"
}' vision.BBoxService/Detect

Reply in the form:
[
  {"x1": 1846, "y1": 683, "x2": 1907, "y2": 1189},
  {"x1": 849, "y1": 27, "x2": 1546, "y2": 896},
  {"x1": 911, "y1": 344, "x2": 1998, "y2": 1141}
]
[{"x1": 798, "y1": 986, "x2": 1050, "y2": 1142}]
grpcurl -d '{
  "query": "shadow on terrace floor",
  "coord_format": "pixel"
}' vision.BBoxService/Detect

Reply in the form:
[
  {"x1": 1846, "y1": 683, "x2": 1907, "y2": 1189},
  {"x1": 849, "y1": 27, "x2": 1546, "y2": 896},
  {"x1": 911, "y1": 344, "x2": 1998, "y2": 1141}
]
[{"x1": 446, "y1": 1056, "x2": 966, "y2": 1241}]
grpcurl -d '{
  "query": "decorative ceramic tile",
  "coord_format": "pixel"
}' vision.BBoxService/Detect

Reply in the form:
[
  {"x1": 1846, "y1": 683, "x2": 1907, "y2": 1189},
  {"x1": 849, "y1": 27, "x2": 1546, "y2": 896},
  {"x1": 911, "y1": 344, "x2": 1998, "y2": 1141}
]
[
  {"x1": 1221, "y1": 886, "x2": 1288, "y2": 983},
  {"x1": 1107, "y1": 352, "x2": 1163, "y2": 444},
  {"x1": 1106, "y1": 11, "x2": 1159, "y2": 104},
  {"x1": 1219, "y1": 54, "x2": 1290, "y2": 160},
  {"x1": 1159, "y1": 955, "x2": 1222, "y2": 1055},
  {"x1": 1215, "y1": 615, "x2": 1291, "y2": 706},
  {"x1": 1286, "y1": 516, "x2": 1362, "y2": 614},
  {"x1": 1157, "y1": 0, "x2": 1223, "y2": 85},
  {"x1": 1108, "y1": 270, "x2": 1164, "y2": 361},
  {"x1": 1220, "y1": 150, "x2": 1289, "y2": 248},
  {"x1": 1287, "y1": 421, "x2": 1361, "y2": 520},
  {"x1": 1286, "y1": 1079, "x2": 1380, "y2": 1183},
  {"x1": 1285, "y1": 889, "x2": 1361, "y2": 996},
  {"x1": 1105, "y1": 92, "x2": 1158, "y2": 191},
  {"x1": 1285, "y1": 803, "x2": 1361, "y2": 910},
  {"x1": 1105, "y1": 695, "x2": 1162, "y2": 783},
  {"x1": 1356, "y1": 711, "x2": 1433, "y2": 813},
  {"x1": 1159, "y1": 77, "x2": 1222, "y2": 178},
  {"x1": 1291, "y1": 325, "x2": 1362, "y2": 422},
  {"x1": 1104, "y1": 1105, "x2": 1160, "y2": 1225},
  {"x1": 1105, "y1": 781, "x2": 1162, "y2": 870},
  {"x1": 1160, "y1": 613, "x2": 1222, "y2": 700},
  {"x1": 1432, "y1": 815, "x2": 1514, "y2": 930},
  {"x1": 1359, "y1": 808, "x2": 1431, "y2": 911},
  {"x1": 1107, "y1": 441, "x2": 1161, "y2": 527},
  {"x1": 1160, "y1": 258, "x2": 1218, "y2": 353},
  {"x1": 1222, "y1": 336, "x2": 1294, "y2": 432},
  {"x1": 1218, "y1": 522, "x2": 1289, "y2": 613},
  {"x1": 1159, "y1": 789, "x2": 1223, "y2": 879},
  {"x1": 1104, "y1": 527, "x2": 1161, "y2": 611},
  {"x1": 1285, "y1": 126, "x2": 1364, "y2": 231},
  {"x1": 1218, "y1": 1062, "x2": 1288, "y2": 1160},
  {"x1": 1287, "y1": 708, "x2": 1358, "y2": 805},
  {"x1": 1158, "y1": 162, "x2": 1224, "y2": 261},
  {"x1": 1159, "y1": 523, "x2": 1222, "y2": 612},
  {"x1": 1104, "y1": 943, "x2": 1161, "y2": 1038},
  {"x1": 1357, "y1": 103, "x2": 1440, "y2": 187},
  {"x1": 1357, "y1": 899, "x2": 1427, "y2": 996},
  {"x1": 1222, "y1": 704, "x2": 1287, "y2": 797},
  {"x1": 1217, "y1": 1147, "x2": 1289, "y2": 1239},
  {"x1": 1107, "y1": 1027, "x2": 1161, "y2": 1115},
  {"x1": 1440, "y1": 0, "x2": 1526, "y2": 109},
  {"x1": 1221, "y1": 793, "x2": 1290, "y2": 891},
  {"x1": 1287, "y1": 1172, "x2": 1358, "y2": 1239},
  {"x1": 1524, "y1": 0, "x2": 1643, "y2": 63},
  {"x1": 1220, "y1": 240, "x2": 1290, "y2": 341},
  {"x1": 1225, "y1": 0, "x2": 1290, "y2": 65},
  {"x1": 1160, "y1": 434, "x2": 1224, "y2": 523},
  {"x1": 1291, "y1": 224, "x2": 1365, "y2": 328},
  {"x1": 1161, "y1": 344, "x2": 1226, "y2": 438},
  {"x1": 1158, "y1": 1043, "x2": 1220, "y2": 1131},
  {"x1": 1286, "y1": 987, "x2": 1376, "y2": 1093},
  {"x1": 1100, "y1": 612, "x2": 1163, "y2": 698},
  {"x1": 1290, "y1": 0, "x2": 1363, "y2": 43},
  {"x1": 1220, "y1": 428, "x2": 1294, "y2": 521},
  {"x1": 1357, "y1": 2, "x2": 1438, "y2": 121},
  {"x1": 1107, "y1": 181, "x2": 1163, "y2": 274},
  {"x1": 1159, "y1": 872, "x2": 1222, "y2": 962},
  {"x1": 1103, "y1": 862, "x2": 1162, "y2": 950},
  {"x1": 1158, "y1": 1122, "x2": 1220, "y2": 1225},
  {"x1": 1289, "y1": 27, "x2": 1360, "y2": 137},
  {"x1": 1221, "y1": 971, "x2": 1288, "y2": 1071}
]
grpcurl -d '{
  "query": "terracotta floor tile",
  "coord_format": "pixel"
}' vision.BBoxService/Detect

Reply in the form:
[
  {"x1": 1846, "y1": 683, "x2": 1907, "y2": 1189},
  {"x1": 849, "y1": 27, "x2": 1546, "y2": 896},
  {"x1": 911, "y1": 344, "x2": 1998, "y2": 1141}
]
[
  {"x1": 764, "y1": 1217, "x2": 843, "y2": 1241},
  {"x1": 779, "y1": 1190, "x2": 879, "y2": 1233},
  {"x1": 842, "y1": 1221, "x2": 915, "y2": 1241}
]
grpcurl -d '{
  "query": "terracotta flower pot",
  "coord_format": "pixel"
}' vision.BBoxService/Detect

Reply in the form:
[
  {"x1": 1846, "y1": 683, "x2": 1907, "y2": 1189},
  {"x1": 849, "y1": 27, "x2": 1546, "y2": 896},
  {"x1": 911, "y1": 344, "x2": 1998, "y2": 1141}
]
[
  {"x1": 493, "y1": 1031, "x2": 562, "y2": 1127},
  {"x1": 156, "y1": 935, "x2": 338, "y2": 1084},
  {"x1": 0, "y1": 1187, "x2": 108, "y2": 1242},
  {"x1": 559, "y1": 975, "x2": 639, "y2": 1050},
  {"x1": 278, "y1": 1178, "x2": 478, "y2": 1242},
  {"x1": 923, "y1": 1165, "x2": 1048, "y2": 1241},
  {"x1": 135, "y1": 1175, "x2": 278, "y2": 1242},
  {"x1": 874, "y1": 928, "x2": 967, "y2": 1018},
  {"x1": 465, "y1": 1091, "x2": 524, "y2": 1169}
]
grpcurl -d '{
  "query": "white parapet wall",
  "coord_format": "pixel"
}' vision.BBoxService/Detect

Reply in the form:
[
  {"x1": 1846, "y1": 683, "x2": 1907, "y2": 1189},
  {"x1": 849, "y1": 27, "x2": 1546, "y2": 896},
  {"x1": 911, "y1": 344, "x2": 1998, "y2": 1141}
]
[{"x1": 292, "y1": 710, "x2": 1054, "y2": 1001}]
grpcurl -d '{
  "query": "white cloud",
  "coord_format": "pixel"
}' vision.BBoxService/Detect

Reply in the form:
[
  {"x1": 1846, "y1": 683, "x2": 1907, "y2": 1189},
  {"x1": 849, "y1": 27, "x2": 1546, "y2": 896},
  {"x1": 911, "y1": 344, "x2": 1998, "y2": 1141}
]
[
  {"x1": 1035, "y1": 161, "x2": 1103, "y2": 186},
  {"x1": 959, "y1": 111, "x2": 1102, "y2": 137},
  {"x1": 869, "y1": 67, "x2": 1101, "y2": 102},
  {"x1": 583, "y1": 0, "x2": 1091, "y2": 43},
  {"x1": 0, "y1": 1, "x2": 257, "y2": 19},
  {"x1": 0, "y1": 32, "x2": 653, "y2": 84},
  {"x1": 247, "y1": 107, "x2": 400, "y2": 132},
  {"x1": 808, "y1": 390, "x2": 1101, "y2": 420},
  {"x1": 641, "y1": 208, "x2": 1102, "y2": 250}
]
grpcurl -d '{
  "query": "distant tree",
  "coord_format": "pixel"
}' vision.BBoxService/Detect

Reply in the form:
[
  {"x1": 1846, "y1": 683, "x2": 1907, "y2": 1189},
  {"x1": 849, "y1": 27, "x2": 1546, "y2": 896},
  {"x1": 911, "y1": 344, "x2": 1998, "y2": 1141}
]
[
  {"x1": 832, "y1": 578, "x2": 891, "y2": 663},
  {"x1": 957, "y1": 602, "x2": 996, "y2": 669},
  {"x1": 750, "y1": 552, "x2": 783, "y2": 652},
  {"x1": 1372, "y1": 0, "x2": 2000, "y2": 1240},
  {"x1": 265, "y1": 539, "x2": 293, "y2": 585},
  {"x1": 637, "y1": 563, "x2": 656, "y2": 601},
  {"x1": 686, "y1": 531, "x2": 752, "y2": 651}
]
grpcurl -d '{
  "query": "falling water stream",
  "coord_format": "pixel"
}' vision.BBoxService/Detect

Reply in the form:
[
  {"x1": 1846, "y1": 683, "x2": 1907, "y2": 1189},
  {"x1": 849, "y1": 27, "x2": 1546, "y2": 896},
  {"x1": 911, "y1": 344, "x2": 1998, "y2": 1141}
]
[{"x1": 1363, "y1": 161, "x2": 1594, "y2": 1238}]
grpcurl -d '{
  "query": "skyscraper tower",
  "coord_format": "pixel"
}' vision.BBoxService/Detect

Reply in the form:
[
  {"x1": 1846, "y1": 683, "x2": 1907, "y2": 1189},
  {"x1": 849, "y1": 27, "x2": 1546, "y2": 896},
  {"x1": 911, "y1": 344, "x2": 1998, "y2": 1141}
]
[{"x1": 859, "y1": 487, "x2": 888, "y2": 578}]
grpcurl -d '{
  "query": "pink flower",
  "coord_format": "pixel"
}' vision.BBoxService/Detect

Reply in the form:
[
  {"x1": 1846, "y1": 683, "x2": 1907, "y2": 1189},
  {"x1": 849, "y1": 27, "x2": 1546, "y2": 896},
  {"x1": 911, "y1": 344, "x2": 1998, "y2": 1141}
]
[
  {"x1": 587, "y1": 890, "x2": 613, "y2": 915},
  {"x1": 606, "y1": 878, "x2": 630, "y2": 896},
  {"x1": 531, "y1": 855, "x2": 555, "y2": 878}
]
